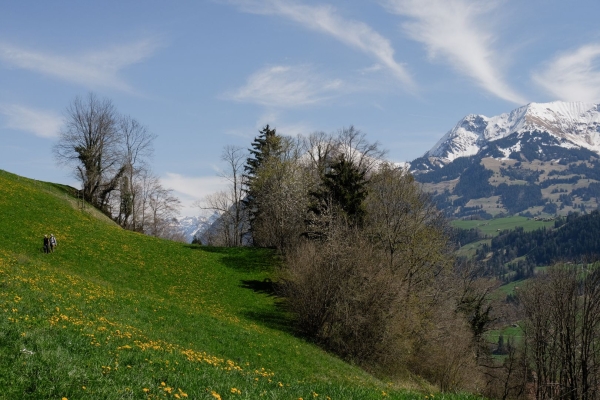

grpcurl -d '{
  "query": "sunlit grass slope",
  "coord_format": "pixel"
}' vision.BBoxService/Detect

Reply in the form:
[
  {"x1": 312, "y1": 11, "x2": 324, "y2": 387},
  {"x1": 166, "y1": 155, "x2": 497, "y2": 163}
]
[{"x1": 0, "y1": 169, "x2": 482, "y2": 399}]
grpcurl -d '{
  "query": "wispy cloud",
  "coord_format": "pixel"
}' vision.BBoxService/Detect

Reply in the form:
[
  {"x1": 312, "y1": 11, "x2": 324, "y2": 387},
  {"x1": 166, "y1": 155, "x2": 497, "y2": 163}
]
[
  {"x1": 228, "y1": 0, "x2": 415, "y2": 89},
  {"x1": 229, "y1": 64, "x2": 344, "y2": 107},
  {"x1": 0, "y1": 104, "x2": 62, "y2": 138},
  {"x1": 533, "y1": 44, "x2": 600, "y2": 103},
  {"x1": 0, "y1": 38, "x2": 162, "y2": 92},
  {"x1": 384, "y1": 0, "x2": 527, "y2": 104}
]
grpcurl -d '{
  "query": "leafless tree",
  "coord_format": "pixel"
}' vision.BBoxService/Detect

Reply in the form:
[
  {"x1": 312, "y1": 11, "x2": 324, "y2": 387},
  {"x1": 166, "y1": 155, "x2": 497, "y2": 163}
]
[
  {"x1": 197, "y1": 145, "x2": 249, "y2": 246},
  {"x1": 365, "y1": 163, "x2": 451, "y2": 290},
  {"x1": 335, "y1": 126, "x2": 386, "y2": 174},
  {"x1": 132, "y1": 169, "x2": 181, "y2": 239},
  {"x1": 147, "y1": 184, "x2": 181, "y2": 238},
  {"x1": 520, "y1": 264, "x2": 600, "y2": 400},
  {"x1": 117, "y1": 115, "x2": 156, "y2": 230},
  {"x1": 54, "y1": 93, "x2": 124, "y2": 212}
]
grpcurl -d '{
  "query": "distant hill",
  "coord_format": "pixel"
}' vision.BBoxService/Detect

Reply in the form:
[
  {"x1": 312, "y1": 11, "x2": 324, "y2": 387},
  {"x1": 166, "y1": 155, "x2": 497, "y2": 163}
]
[
  {"x1": 448, "y1": 211, "x2": 600, "y2": 296},
  {"x1": 410, "y1": 101, "x2": 600, "y2": 218},
  {"x1": 457, "y1": 211, "x2": 600, "y2": 282}
]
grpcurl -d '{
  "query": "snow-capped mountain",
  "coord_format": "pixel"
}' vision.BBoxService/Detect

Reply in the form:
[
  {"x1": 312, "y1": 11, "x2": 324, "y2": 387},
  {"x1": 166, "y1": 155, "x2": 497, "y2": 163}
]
[
  {"x1": 420, "y1": 101, "x2": 600, "y2": 168},
  {"x1": 175, "y1": 213, "x2": 220, "y2": 243}
]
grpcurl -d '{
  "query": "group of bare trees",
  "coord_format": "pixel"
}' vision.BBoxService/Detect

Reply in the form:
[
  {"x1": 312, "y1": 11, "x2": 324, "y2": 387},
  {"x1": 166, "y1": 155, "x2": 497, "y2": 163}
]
[
  {"x1": 54, "y1": 93, "x2": 182, "y2": 240},
  {"x1": 489, "y1": 264, "x2": 600, "y2": 400}
]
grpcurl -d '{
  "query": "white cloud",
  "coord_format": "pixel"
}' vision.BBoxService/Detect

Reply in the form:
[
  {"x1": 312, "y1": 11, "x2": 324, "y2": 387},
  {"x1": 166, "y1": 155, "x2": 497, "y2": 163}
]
[
  {"x1": 229, "y1": 0, "x2": 415, "y2": 89},
  {"x1": 230, "y1": 64, "x2": 344, "y2": 107},
  {"x1": 255, "y1": 110, "x2": 313, "y2": 137},
  {"x1": 0, "y1": 104, "x2": 62, "y2": 138},
  {"x1": 160, "y1": 173, "x2": 229, "y2": 217},
  {"x1": 384, "y1": 0, "x2": 527, "y2": 104},
  {"x1": 0, "y1": 39, "x2": 162, "y2": 92},
  {"x1": 533, "y1": 44, "x2": 600, "y2": 103}
]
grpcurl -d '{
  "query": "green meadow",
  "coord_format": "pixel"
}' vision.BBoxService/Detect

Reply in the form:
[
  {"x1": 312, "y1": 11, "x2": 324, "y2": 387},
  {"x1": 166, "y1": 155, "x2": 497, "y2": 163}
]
[
  {"x1": 451, "y1": 215, "x2": 555, "y2": 237},
  {"x1": 0, "y1": 169, "x2": 484, "y2": 399}
]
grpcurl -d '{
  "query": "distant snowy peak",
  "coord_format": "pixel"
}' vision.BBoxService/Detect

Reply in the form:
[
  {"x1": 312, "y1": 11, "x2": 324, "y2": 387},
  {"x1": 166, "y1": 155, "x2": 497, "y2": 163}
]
[
  {"x1": 176, "y1": 213, "x2": 219, "y2": 243},
  {"x1": 427, "y1": 101, "x2": 600, "y2": 163}
]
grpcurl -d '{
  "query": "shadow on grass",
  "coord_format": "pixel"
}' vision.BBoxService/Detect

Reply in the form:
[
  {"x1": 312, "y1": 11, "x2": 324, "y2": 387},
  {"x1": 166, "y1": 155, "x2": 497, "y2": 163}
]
[
  {"x1": 240, "y1": 278, "x2": 276, "y2": 295},
  {"x1": 185, "y1": 245, "x2": 295, "y2": 334},
  {"x1": 185, "y1": 245, "x2": 280, "y2": 273},
  {"x1": 242, "y1": 308, "x2": 295, "y2": 334}
]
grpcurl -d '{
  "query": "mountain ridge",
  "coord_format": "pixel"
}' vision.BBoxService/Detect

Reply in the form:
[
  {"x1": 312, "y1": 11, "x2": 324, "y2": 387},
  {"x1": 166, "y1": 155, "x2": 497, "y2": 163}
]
[
  {"x1": 410, "y1": 101, "x2": 600, "y2": 218},
  {"x1": 418, "y1": 101, "x2": 600, "y2": 170}
]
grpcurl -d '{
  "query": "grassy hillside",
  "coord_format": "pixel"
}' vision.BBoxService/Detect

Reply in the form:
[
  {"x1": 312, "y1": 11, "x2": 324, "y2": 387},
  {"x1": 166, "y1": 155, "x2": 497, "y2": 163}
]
[{"x1": 0, "y1": 170, "x2": 483, "y2": 399}]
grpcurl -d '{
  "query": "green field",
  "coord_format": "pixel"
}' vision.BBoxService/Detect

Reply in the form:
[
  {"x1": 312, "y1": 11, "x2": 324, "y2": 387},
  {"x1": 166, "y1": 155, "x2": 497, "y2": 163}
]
[
  {"x1": 0, "y1": 169, "x2": 484, "y2": 399},
  {"x1": 451, "y1": 216, "x2": 555, "y2": 237}
]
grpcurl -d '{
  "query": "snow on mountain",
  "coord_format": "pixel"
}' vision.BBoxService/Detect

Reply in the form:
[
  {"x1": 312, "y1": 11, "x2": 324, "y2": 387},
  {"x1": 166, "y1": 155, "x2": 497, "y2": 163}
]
[
  {"x1": 425, "y1": 101, "x2": 600, "y2": 164},
  {"x1": 175, "y1": 213, "x2": 220, "y2": 243}
]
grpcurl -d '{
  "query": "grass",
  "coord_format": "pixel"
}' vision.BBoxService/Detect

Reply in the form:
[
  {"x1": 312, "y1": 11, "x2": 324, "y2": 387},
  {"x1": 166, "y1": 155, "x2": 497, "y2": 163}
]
[
  {"x1": 451, "y1": 216, "x2": 555, "y2": 237},
  {"x1": 0, "y1": 169, "x2": 484, "y2": 399}
]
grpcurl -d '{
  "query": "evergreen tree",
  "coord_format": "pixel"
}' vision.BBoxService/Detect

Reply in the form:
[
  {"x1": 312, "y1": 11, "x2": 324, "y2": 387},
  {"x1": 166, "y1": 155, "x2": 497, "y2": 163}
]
[
  {"x1": 243, "y1": 125, "x2": 282, "y2": 244},
  {"x1": 321, "y1": 154, "x2": 368, "y2": 226},
  {"x1": 306, "y1": 154, "x2": 368, "y2": 239}
]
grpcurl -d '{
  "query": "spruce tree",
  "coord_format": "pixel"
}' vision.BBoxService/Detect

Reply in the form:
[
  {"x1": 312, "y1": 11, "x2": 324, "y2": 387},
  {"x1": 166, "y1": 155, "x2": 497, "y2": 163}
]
[
  {"x1": 243, "y1": 125, "x2": 282, "y2": 243},
  {"x1": 306, "y1": 154, "x2": 368, "y2": 239}
]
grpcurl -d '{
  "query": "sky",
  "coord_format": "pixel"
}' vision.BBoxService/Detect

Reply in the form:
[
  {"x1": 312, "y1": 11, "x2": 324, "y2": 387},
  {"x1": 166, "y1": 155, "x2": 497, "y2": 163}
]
[{"x1": 2, "y1": 0, "x2": 600, "y2": 216}]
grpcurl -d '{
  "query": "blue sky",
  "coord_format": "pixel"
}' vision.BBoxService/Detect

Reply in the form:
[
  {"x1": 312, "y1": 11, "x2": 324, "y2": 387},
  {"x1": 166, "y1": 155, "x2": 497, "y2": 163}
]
[{"x1": 2, "y1": 0, "x2": 600, "y2": 216}]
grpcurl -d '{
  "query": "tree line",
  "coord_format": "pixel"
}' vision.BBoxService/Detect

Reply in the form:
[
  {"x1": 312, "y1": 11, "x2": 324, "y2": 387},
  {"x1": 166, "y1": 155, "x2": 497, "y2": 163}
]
[
  {"x1": 472, "y1": 211, "x2": 600, "y2": 281},
  {"x1": 204, "y1": 126, "x2": 600, "y2": 397},
  {"x1": 54, "y1": 93, "x2": 183, "y2": 240},
  {"x1": 198, "y1": 125, "x2": 508, "y2": 392}
]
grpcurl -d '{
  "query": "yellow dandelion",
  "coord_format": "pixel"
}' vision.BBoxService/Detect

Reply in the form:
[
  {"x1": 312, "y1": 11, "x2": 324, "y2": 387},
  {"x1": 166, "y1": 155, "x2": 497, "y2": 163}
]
[
  {"x1": 142, "y1": 388, "x2": 149, "y2": 393},
  {"x1": 211, "y1": 391, "x2": 222, "y2": 400}
]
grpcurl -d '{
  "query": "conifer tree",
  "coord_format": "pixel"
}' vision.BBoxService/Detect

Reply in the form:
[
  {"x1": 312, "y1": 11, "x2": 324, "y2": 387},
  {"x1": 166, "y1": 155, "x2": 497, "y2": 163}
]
[
  {"x1": 305, "y1": 154, "x2": 368, "y2": 239},
  {"x1": 243, "y1": 125, "x2": 282, "y2": 244}
]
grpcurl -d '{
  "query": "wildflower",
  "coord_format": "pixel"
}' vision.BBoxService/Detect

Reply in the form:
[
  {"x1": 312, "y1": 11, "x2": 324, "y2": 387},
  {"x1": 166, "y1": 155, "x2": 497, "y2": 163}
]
[
  {"x1": 211, "y1": 391, "x2": 222, "y2": 399},
  {"x1": 231, "y1": 387, "x2": 241, "y2": 394},
  {"x1": 142, "y1": 388, "x2": 149, "y2": 393}
]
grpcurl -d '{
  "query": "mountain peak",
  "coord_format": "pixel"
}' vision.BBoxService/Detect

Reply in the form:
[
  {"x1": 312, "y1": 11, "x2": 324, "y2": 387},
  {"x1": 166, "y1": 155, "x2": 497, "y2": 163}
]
[{"x1": 423, "y1": 101, "x2": 600, "y2": 166}]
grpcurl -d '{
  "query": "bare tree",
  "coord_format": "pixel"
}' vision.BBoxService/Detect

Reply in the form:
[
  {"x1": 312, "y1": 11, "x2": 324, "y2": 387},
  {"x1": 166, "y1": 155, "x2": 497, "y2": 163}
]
[
  {"x1": 147, "y1": 184, "x2": 181, "y2": 239},
  {"x1": 198, "y1": 145, "x2": 249, "y2": 246},
  {"x1": 54, "y1": 93, "x2": 124, "y2": 212},
  {"x1": 335, "y1": 126, "x2": 386, "y2": 174},
  {"x1": 117, "y1": 115, "x2": 156, "y2": 229},
  {"x1": 132, "y1": 169, "x2": 181, "y2": 239},
  {"x1": 520, "y1": 264, "x2": 600, "y2": 400}
]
